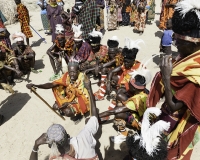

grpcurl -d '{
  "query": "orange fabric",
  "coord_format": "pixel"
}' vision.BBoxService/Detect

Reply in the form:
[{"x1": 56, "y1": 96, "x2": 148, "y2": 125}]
[
  {"x1": 118, "y1": 61, "x2": 141, "y2": 90},
  {"x1": 52, "y1": 72, "x2": 90, "y2": 115},
  {"x1": 159, "y1": 0, "x2": 178, "y2": 30}
]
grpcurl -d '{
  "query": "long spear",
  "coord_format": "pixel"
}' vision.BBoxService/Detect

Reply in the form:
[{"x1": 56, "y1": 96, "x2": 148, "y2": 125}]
[
  {"x1": 30, "y1": 25, "x2": 47, "y2": 44},
  {"x1": 30, "y1": 87, "x2": 65, "y2": 120}
]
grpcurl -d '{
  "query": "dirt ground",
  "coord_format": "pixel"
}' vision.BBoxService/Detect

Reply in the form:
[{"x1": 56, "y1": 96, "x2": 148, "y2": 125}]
[{"x1": 0, "y1": 0, "x2": 200, "y2": 159}]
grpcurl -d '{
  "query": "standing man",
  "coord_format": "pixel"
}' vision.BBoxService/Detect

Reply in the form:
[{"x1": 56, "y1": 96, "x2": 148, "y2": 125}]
[{"x1": 14, "y1": 0, "x2": 33, "y2": 46}]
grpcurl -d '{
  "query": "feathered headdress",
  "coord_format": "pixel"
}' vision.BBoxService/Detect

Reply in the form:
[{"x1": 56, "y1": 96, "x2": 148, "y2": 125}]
[
  {"x1": 175, "y1": 0, "x2": 200, "y2": 19},
  {"x1": 129, "y1": 55, "x2": 157, "y2": 89},
  {"x1": 107, "y1": 36, "x2": 119, "y2": 48},
  {"x1": 55, "y1": 24, "x2": 65, "y2": 35},
  {"x1": 124, "y1": 38, "x2": 144, "y2": 50},
  {"x1": 88, "y1": 28, "x2": 103, "y2": 45},
  {"x1": 12, "y1": 32, "x2": 26, "y2": 43},
  {"x1": 72, "y1": 24, "x2": 83, "y2": 41},
  {"x1": 133, "y1": 107, "x2": 170, "y2": 156}
]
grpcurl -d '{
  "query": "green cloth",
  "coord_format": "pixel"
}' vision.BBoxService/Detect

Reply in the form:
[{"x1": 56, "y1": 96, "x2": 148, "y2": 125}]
[
  {"x1": 0, "y1": 10, "x2": 7, "y2": 23},
  {"x1": 148, "y1": 0, "x2": 155, "y2": 20}
]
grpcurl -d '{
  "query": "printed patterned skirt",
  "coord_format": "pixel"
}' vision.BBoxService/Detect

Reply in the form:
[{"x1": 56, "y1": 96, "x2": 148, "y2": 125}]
[{"x1": 41, "y1": 14, "x2": 50, "y2": 31}]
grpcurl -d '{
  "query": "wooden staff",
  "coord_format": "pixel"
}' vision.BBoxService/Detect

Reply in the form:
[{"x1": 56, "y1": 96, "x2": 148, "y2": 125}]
[{"x1": 30, "y1": 87, "x2": 65, "y2": 120}]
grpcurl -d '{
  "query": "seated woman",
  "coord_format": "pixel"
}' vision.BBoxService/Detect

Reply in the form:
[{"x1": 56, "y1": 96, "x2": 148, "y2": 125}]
[
  {"x1": 47, "y1": 24, "x2": 74, "y2": 81},
  {"x1": 148, "y1": 1, "x2": 200, "y2": 159},
  {"x1": 92, "y1": 36, "x2": 124, "y2": 100},
  {"x1": 12, "y1": 32, "x2": 37, "y2": 75},
  {"x1": 26, "y1": 59, "x2": 91, "y2": 120},
  {"x1": 99, "y1": 67, "x2": 152, "y2": 144},
  {"x1": 0, "y1": 41, "x2": 22, "y2": 85},
  {"x1": 79, "y1": 29, "x2": 108, "y2": 71}
]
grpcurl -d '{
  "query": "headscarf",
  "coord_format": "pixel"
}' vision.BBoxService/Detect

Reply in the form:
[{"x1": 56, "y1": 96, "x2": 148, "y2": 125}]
[{"x1": 47, "y1": 124, "x2": 68, "y2": 144}]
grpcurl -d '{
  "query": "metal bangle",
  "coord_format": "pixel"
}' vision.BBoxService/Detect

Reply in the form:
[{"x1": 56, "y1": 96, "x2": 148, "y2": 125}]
[{"x1": 32, "y1": 148, "x2": 38, "y2": 153}]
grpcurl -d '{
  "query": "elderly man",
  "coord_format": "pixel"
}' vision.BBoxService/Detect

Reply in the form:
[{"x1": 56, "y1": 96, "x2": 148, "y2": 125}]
[
  {"x1": 14, "y1": 0, "x2": 33, "y2": 46},
  {"x1": 148, "y1": 1, "x2": 200, "y2": 159},
  {"x1": 12, "y1": 32, "x2": 36, "y2": 75},
  {"x1": 29, "y1": 72, "x2": 99, "y2": 160},
  {"x1": 27, "y1": 59, "x2": 91, "y2": 119}
]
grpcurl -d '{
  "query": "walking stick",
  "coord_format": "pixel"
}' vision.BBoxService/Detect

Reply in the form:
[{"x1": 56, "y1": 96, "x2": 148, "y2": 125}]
[
  {"x1": 29, "y1": 25, "x2": 47, "y2": 44},
  {"x1": 30, "y1": 87, "x2": 65, "y2": 120}
]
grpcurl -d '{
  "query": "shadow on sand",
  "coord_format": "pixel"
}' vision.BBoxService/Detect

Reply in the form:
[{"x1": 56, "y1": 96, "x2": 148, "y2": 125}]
[
  {"x1": 0, "y1": 92, "x2": 31, "y2": 125},
  {"x1": 31, "y1": 38, "x2": 46, "y2": 47}
]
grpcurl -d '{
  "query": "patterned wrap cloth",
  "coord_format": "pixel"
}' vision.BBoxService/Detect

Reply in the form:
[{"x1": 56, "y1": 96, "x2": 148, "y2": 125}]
[
  {"x1": 52, "y1": 72, "x2": 90, "y2": 115},
  {"x1": 148, "y1": 50, "x2": 200, "y2": 159},
  {"x1": 124, "y1": 91, "x2": 147, "y2": 129},
  {"x1": 159, "y1": 0, "x2": 178, "y2": 30},
  {"x1": 107, "y1": 0, "x2": 118, "y2": 30},
  {"x1": 79, "y1": 45, "x2": 108, "y2": 70},
  {"x1": 78, "y1": 0, "x2": 98, "y2": 39},
  {"x1": 16, "y1": 3, "x2": 33, "y2": 38}
]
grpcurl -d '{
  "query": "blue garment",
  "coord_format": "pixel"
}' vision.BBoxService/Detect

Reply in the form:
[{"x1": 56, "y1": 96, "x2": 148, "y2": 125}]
[
  {"x1": 161, "y1": 30, "x2": 173, "y2": 46},
  {"x1": 37, "y1": 0, "x2": 47, "y2": 14}
]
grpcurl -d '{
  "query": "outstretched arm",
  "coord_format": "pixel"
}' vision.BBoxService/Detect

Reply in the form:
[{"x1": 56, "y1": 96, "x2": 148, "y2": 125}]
[
  {"x1": 99, "y1": 106, "x2": 130, "y2": 118},
  {"x1": 84, "y1": 75, "x2": 98, "y2": 118},
  {"x1": 26, "y1": 82, "x2": 59, "y2": 90}
]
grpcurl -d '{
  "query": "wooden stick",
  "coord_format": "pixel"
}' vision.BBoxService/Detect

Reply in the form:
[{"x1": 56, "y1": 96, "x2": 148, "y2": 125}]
[{"x1": 30, "y1": 87, "x2": 65, "y2": 120}]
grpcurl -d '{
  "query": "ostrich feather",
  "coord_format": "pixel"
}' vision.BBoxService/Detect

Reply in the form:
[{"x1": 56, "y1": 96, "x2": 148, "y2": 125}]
[
  {"x1": 140, "y1": 108, "x2": 170, "y2": 156},
  {"x1": 175, "y1": 0, "x2": 200, "y2": 19},
  {"x1": 124, "y1": 38, "x2": 145, "y2": 50},
  {"x1": 72, "y1": 24, "x2": 82, "y2": 40},
  {"x1": 55, "y1": 24, "x2": 64, "y2": 34},
  {"x1": 109, "y1": 36, "x2": 119, "y2": 42},
  {"x1": 89, "y1": 28, "x2": 103, "y2": 38}
]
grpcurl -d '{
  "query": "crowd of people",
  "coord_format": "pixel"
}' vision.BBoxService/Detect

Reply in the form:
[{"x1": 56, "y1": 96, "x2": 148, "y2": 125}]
[{"x1": 1, "y1": 0, "x2": 200, "y2": 160}]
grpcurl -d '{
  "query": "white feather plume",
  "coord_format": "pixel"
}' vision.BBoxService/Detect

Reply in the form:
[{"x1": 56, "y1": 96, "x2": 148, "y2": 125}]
[
  {"x1": 55, "y1": 24, "x2": 65, "y2": 34},
  {"x1": 175, "y1": 0, "x2": 200, "y2": 19},
  {"x1": 108, "y1": 36, "x2": 119, "y2": 42},
  {"x1": 124, "y1": 38, "x2": 145, "y2": 50},
  {"x1": 129, "y1": 55, "x2": 157, "y2": 85},
  {"x1": 72, "y1": 24, "x2": 82, "y2": 40},
  {"x1": 61, "y1": 57, "x2": 68, "y2": 73},
  {"x1": 89, "y1": 28, "x2": 103, "y2": 39},
  {"x1": 140, "y1": 108, "x2": 170, "y2": 156}
]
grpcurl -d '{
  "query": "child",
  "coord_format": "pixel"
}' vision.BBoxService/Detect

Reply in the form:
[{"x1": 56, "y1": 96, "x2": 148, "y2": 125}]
[{"x1": 159, "y1": 18, "x2": 173, "y2": 55}]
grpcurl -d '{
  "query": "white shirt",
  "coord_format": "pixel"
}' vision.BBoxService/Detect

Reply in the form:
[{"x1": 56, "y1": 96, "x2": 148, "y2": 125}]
[{"x1": 70, "y1": 116, "x2": 99, "y2": 159}]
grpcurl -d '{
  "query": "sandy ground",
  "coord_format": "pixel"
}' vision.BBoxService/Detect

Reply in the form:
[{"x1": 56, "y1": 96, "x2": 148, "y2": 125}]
[{"x1": 0, "y1": 0, "x2": 200, "y2": 159}]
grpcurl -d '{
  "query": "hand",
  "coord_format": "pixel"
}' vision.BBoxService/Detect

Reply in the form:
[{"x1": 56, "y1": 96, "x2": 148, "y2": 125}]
[
  {"x1": 16, "y1": 70, "x2": 23, "y2": 77},
  {"x1": 26, "y1": 83, "x2": 35, "y2": 90},
  {"x1": 159, "y1": 55, "x2": 172, "y2": 79},
  {"x1": 83, "y1": 74, "x2": 91, "y2": 90},
  {"x1": 35, "y1": 133, "x2": 49, "y2": 148}
]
